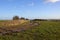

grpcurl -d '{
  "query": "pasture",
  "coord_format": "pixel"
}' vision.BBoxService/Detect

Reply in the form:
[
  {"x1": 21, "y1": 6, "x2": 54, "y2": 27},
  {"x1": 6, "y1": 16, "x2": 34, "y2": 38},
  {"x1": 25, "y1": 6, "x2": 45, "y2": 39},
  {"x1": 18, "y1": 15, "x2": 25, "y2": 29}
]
[{"x1": 0, "y1": 20, "x2": 60, "y2": 40}]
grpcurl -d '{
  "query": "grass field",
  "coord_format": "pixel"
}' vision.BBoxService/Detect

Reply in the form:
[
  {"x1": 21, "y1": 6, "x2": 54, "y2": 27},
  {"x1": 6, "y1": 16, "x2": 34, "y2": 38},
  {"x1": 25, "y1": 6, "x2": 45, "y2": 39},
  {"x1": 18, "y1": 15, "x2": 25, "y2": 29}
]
[{"x1": 0, "y1": 21, "x2": 60, "y2": 40}]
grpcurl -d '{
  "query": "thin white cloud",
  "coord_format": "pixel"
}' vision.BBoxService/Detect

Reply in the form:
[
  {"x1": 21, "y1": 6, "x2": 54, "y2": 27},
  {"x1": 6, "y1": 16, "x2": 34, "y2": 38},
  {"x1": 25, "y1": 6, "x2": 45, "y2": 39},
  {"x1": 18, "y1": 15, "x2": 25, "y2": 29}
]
[
  {"x1": 44, "y1": 0, "x2": 60, "y2": 3},
  {"x1": 28, "y1": 2, "x2": 34, "y2": 6}
]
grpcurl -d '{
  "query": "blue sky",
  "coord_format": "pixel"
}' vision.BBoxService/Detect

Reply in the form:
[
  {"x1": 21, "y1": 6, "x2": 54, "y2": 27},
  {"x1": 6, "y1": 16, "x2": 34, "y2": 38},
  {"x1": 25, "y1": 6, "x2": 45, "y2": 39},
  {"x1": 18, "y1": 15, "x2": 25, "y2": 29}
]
[{"x1": 0, "y1": 0, "x2": 60, "y2": 19}]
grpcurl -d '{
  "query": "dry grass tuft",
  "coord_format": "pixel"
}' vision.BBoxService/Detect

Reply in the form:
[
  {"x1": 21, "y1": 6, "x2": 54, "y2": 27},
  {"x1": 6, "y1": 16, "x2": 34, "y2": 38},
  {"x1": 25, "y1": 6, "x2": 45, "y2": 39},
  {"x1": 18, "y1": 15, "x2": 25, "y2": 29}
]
[{"x1": 0, "y1": 20, "x2": 28, "y2": 27}]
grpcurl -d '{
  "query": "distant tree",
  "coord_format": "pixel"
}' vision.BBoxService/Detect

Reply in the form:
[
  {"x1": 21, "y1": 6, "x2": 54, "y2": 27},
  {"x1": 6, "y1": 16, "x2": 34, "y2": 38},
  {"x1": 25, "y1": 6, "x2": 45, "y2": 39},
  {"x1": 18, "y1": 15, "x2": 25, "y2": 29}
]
[
  {"x1": 32, "y1": 19, "x2": 47, "y2": 21},
  {"x1": 25, "y1": 18, "x2": 29, "y2": 20},
  {"x1": 20, "y1": 17, "x2": 25, "y2": 20},
  {"x1": 13, "y1": 16, "x2": 19, "y2": 20}
]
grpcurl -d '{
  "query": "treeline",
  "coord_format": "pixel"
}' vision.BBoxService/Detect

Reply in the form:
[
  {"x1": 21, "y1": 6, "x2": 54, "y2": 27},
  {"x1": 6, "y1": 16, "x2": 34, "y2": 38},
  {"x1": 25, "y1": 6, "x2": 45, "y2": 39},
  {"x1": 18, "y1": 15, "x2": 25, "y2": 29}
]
[
  {"x1": 32, "y1": 19, "x2": 47, "y2": 21},
  {"x1": 32, "y1": 19, "x2": 60, "y2": 21},
  {"x1": 13, "y1": 16, "x2": 29, "y2": 20},
  {"x1": 13, "y1": 16, "x2": 60, "y2": 21}
]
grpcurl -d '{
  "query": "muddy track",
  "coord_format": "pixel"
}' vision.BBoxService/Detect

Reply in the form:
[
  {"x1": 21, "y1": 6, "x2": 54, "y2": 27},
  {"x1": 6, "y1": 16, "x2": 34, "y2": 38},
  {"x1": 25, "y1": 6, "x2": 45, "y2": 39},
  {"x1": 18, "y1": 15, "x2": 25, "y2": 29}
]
[{"x1": 0, "y1": 22, "x2": 40, "y2": 35}]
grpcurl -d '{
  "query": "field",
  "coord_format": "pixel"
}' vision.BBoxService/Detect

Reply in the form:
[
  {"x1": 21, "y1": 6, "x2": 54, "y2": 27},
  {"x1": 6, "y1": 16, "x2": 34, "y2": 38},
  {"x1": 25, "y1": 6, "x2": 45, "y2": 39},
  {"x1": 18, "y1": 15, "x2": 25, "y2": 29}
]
[{"x1": 0, "y1": 20, "x2": 60, "y2": 40}]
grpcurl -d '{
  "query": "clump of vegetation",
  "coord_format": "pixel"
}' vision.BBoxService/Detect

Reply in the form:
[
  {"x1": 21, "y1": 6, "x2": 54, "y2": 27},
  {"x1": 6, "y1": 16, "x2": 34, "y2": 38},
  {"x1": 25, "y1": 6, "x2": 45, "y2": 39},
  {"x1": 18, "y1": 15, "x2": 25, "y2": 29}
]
[
  {"x1": 13, "y1": 16, "x2": 29, "y2": 20},
  {"x1": 13, "y1": 16, "x2": 19, "y2": 20}
]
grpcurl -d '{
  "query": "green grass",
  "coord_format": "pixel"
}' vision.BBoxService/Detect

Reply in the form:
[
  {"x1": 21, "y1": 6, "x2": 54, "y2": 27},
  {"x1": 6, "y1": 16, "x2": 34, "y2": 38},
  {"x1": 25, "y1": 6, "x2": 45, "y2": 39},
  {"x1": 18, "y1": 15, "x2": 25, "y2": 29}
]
[{"x1": 0, "y1": 21, "x2": 60, "y2": 40}]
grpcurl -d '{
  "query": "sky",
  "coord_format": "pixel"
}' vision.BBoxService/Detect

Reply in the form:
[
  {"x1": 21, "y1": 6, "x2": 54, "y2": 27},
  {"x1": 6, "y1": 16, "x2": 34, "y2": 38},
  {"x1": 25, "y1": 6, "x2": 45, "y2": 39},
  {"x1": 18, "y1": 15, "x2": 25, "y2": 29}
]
[{"x1": 0, "y1": 0, "x2": 60, "y2": 19}]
